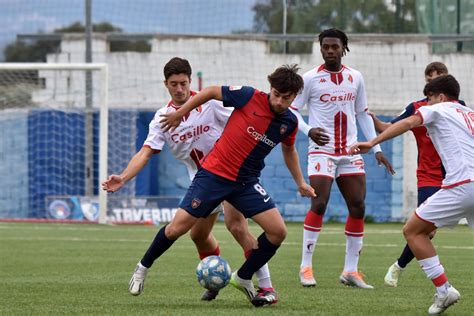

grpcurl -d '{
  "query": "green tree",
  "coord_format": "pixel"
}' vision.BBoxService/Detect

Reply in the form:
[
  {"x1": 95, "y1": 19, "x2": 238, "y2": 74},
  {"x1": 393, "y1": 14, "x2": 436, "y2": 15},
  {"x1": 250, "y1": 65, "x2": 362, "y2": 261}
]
[{"x1": 253, "y1": 0, "x2": 418, "y2": 53}]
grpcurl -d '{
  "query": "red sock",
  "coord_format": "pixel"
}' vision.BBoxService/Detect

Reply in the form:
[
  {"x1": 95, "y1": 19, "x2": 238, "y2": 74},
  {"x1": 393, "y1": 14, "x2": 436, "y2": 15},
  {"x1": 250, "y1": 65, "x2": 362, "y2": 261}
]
[
  {"x1": 304, "y1": 210, "x2": 323, "y2": 232},
  {"x1": 198, "y1": 245, "x2": 220, "y2": 260},
  {"x1": 345, "y1": 215, "x2": 364, "y2": 237}
]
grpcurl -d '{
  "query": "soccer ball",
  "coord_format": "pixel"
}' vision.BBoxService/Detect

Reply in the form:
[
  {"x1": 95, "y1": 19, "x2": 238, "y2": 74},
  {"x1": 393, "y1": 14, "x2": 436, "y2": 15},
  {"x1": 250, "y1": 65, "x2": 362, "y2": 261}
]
[{"x1": 196, "y1": 255, "x2": 232, "y2": 291}]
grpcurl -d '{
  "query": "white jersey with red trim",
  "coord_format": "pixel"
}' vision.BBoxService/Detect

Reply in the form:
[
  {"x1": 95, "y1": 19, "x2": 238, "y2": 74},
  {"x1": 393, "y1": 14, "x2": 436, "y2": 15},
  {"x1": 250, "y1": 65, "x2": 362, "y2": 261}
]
[
  {"x1": 144, "y1": 93, "x2": 233, "y2": 179},
  {"x1": 416, "y1": 102, "x2": 474, "y2": 188},
  {"x1": 291, "y1": 64, "x2": 368, "y2": 155}
]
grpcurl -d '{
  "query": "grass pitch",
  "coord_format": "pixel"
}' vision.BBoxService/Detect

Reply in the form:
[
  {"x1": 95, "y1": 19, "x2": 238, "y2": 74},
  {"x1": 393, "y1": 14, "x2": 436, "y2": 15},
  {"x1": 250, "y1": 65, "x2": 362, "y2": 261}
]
[{"x1": 1, "y1": 221, "x2": 473, "y2": 315}]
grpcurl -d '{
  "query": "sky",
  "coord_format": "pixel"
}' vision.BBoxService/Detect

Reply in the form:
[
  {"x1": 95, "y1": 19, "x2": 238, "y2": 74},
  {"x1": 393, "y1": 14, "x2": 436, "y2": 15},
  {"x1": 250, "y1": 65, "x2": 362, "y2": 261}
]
[{"x1": 0, "y1": 0, "x2": 257, "y2": 60}]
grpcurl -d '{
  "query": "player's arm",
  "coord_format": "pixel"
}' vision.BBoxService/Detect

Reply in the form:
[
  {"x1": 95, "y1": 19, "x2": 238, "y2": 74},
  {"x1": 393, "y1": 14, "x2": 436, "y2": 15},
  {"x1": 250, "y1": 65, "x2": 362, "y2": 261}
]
[
  {"x1": 281, "y1": 143, "x2": 316, "y2": 198},
  {"x1": 160, "y1": 86, "x2": 223, "y2": 132},
  {"x1": 351, "y1": 115, "x2": 422, "y2": 155},
  {"x1": 290, "y1": 108, "x2": 330, "y2": 146},
  {"x1": 357, "y1": 110, "x2": 395, "y2": 174},
  {"x1": 102, "y1": 146, "x2": 155, "y2": 193},
  {"x1": 369, "y1": 111, "x2": 391, "y2": 133}
]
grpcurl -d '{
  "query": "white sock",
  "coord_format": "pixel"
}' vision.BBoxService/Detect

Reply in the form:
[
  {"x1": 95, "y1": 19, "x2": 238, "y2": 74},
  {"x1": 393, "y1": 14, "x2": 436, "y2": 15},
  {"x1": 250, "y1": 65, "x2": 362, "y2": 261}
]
[
  {"x1": 418, "y1": 255, "x2": 449, "y2": 296},
  {"x1": 343, "y1": 236, "x2": 363, "y2": 273},
  {"x1": 255, "y1": 263, "x2": 272, "y2": 288},
  {"x1": 301, "y1": 229, "x2": 320, "y2": 268}
]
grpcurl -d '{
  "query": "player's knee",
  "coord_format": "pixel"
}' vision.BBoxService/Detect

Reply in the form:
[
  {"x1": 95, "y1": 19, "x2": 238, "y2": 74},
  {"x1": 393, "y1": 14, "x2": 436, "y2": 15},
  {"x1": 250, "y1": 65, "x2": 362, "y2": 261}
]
[
  {"x1": 349, "y1": 200, "x2": 365, "y2": 218},
  {"x1": 402, "y1": 223, "x2": 414, "y2": 242},
  {"x1": 311, "y1": 199, "x2": 327, "y2": 215},
  {"x1": 226, "y1": 220, "x2": 246, "y2": 238},
  {"x1": 165, "y1": 223, "x2": 187, "y2": 240},
  {"x1": 189, "y1": 227, "x2": 207, "y2": 243},
  {"x1": 269, "y1": 225, "x2": 287, "y2": 245}
]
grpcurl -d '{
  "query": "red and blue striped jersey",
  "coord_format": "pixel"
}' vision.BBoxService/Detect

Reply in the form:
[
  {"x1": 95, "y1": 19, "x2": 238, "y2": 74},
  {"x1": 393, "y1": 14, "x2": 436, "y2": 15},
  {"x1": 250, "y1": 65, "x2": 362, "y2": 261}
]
[{"x1": 202, "y1": 86, "x2": 298, "y2": 182}]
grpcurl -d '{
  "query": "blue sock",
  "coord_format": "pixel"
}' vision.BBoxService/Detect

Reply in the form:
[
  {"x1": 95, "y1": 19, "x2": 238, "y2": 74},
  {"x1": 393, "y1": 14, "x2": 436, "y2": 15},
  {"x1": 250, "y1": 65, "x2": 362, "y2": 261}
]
[{"x1": 140, "y1": 225, "x2": 175, "y2": 268}]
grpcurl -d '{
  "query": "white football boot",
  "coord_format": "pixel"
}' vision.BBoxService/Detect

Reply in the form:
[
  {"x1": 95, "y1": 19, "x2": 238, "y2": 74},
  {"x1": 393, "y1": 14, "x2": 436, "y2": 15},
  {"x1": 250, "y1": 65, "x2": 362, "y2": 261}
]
[
  {"x1": 428, "y1": 286, "x2": 460, "y2": 315},
  {"x1": 384, "y1": 262, "x2": 404, "y2": 287},
  {"x1": 129, "y1": 262, "x2": 148, "y2": 296}
]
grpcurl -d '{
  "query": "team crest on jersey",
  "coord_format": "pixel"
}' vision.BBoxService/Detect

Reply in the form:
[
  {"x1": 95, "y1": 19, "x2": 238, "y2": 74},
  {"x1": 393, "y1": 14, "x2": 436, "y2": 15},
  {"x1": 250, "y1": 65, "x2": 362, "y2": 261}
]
[
  {"x1": 319, "y1": 78, "x2": 327, "y2": 83},
  {"x1": 280, "y1": 124, "x2": 288, "y2": 134},
  {"x1": 348, "y1": 74, "x2": 353, "y2": 83},
  {"x1": 229, "y1": 86, "x2": 242, "y2": 91},
  {"x1": 191, "y1": 198, "x2": 201, "y2": 209}
]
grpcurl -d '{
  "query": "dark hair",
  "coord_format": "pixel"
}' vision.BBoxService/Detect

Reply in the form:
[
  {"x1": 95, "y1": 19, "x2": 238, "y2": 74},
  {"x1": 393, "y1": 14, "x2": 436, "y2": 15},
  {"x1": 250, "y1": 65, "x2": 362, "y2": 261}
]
[
  {"x1": 319, "y1": 28, "x2": 350, "y2": 55},
  {"x1": 164, "y1": 57, "x2": 192, "y2": 80},
  {"x1": 425, "y1": 62, "x2": 448, "y2": 76},
  {"x1": 267, "y1": 64, "x2": 304, "y2": 95},
  {"x1": 423, "y1": 75, "x2": 460, "y2": 100}
]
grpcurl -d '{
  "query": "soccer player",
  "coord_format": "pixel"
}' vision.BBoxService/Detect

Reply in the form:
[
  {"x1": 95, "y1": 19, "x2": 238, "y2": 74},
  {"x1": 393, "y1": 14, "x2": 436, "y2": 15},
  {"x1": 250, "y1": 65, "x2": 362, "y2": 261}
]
[
  {"x1": 145, "y1": 64, "x2": 315, "y2": 307},
  {"x1": 350, "y1": 74, "x2": 473, "y2": 315},
  {"x1": 370, "y1": 62, "x2": 466, "y2": 287},
  {"x1": 290, "y1": 28, "x2": 394, "y2": 288},
  {"x1": 102, "y1": 57, "x2": 279, "y2": 302}
]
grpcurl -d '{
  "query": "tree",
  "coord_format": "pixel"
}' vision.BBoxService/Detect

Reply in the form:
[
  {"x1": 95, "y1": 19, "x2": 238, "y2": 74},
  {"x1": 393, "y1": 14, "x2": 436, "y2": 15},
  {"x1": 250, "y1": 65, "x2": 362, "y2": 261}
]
[{"x1": 252, "y1": 0, "x2": 418, "y2": 53}]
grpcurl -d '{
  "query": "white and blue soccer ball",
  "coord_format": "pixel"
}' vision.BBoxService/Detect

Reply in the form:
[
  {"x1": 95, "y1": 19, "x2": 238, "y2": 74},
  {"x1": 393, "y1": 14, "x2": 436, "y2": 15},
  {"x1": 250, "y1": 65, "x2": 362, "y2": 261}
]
[{"x1": 196, "y1": 255, "x2": 232, "y2": 291}]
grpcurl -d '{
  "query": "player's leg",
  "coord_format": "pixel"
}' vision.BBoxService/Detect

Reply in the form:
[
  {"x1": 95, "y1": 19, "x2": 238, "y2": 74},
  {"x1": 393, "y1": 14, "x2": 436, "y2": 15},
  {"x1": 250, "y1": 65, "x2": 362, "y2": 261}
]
[
  {"x1": 384, "y1": 186, "x2": 441, "y2": 287},
  {"x1": 189, "y1": 212, "x2": 221, "y2": 301},
  {"x1": 129, "y1": 208, "x2": 199, "y2": 295},
  {"x1": 223, "y1": 201, "x2": 277, "y2": 304},
  {"x1": 231, "y1": 207, "x2": 286, "y2": 307},
  {"x1": 405, "y1": 184, "x2": 473, "y2": 314},
  {"x1": 336, "y1": 172, "x2": 373, "y2": 289},
  {"x1": 300, "y1": 154, "x2": 334, "y2": 286}
]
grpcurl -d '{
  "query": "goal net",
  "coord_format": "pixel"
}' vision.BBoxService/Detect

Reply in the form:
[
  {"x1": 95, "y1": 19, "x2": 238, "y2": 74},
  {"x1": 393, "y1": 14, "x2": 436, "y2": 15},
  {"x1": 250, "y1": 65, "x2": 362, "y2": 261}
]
[{"x1": 0, "y1": 63, "x2": 115, "y2": 223}]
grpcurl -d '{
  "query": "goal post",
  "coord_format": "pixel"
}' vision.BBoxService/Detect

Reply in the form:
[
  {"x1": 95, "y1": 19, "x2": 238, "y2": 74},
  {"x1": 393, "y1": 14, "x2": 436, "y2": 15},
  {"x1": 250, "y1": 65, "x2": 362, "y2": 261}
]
[{"x1": 0, "y1": 63, "x2": 109, "y2": 224}]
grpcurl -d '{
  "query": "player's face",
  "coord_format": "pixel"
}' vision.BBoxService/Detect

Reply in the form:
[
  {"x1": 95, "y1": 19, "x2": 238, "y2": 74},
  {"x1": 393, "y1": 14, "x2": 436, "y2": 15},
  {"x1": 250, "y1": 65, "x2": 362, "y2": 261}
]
[
  {"x1": 321, "y1": 37, "x2": 343, "y2": 70},
  {"x1": 269, "y1": 88, "x2": 296, "y2": 114},
  {"x1": 165, "y1": 73, "x2": 191, "y2": 106},
  {"x1": 425, "y1": 71, "x2": 445, "y2": 83}
]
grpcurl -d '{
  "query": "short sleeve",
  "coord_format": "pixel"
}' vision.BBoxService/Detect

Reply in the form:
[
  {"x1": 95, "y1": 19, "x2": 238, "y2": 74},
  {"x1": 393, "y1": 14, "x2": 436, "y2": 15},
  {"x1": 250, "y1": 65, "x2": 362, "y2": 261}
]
[
  {"x1": 391, "y1": 103, "x2": 415, "y2": 124},
  {"x1": 282, "y1": 124, "x2": 298, "y2": 146},
  {"x1": 143, "y1": 110, "x2": 166, "y2": 152},
  {"x1": 221, "y1": 86, "x2": 255, "y2": 108},
  {"x1": 416, "y1": 106, "x2": 437, "y2": 125}
]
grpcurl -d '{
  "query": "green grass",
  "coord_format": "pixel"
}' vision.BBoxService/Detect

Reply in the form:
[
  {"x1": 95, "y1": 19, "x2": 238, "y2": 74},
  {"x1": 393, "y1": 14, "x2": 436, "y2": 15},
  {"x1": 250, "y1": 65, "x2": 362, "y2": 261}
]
[{"x1": 0, "y1": 222, "x2": 473, "y2": 315}]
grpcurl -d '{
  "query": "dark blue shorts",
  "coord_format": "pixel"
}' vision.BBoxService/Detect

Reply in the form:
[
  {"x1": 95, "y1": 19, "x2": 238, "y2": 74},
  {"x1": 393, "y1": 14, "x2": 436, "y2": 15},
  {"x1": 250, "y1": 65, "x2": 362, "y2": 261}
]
[
  {"x1": 179, "y1": 168, "x2": 276, "y2": 218},
  {"x1": 417, "y1": 186, "x2": 441, "y2": 206}
]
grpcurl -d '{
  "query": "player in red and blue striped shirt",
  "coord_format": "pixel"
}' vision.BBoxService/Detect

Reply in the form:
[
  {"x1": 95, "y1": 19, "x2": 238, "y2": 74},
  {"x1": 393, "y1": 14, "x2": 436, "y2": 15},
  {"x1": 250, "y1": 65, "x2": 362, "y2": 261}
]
[{"x1": 131, "y1": 64, "x2": 315, "y2": 307}]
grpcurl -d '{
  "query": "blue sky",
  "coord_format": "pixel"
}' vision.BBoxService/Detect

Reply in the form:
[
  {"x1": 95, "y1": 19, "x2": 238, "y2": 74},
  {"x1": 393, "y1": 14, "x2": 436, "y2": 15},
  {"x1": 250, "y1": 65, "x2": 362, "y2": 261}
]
[{"x1": 0, "y1": 0, "x2": 256, "y2": 60}]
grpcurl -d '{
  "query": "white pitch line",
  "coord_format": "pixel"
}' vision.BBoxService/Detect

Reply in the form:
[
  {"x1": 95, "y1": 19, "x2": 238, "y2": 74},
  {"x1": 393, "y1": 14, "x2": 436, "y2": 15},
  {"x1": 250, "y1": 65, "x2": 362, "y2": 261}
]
[{"x1": 0, "y1": 236, "x2": 473, "y2": 250}]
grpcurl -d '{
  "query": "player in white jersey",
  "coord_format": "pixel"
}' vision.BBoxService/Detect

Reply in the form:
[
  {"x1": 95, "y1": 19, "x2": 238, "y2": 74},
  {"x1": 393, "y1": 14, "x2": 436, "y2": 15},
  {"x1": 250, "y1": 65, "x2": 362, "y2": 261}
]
[
  {"x1": 351, "y1": 75, "x2": 473, "y2": 314},
  {"x1": 102, "y1": 57, "x2": 278, "y2": 303},
  {"x1": 290, "y1": 29, "x2": 394, "y2": 289}
]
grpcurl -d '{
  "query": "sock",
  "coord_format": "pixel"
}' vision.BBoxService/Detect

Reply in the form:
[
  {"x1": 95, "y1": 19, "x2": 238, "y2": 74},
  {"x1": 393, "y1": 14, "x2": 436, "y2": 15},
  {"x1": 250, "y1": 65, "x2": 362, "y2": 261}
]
[
  {"x1": 198, "y1": 245, "x2": 220, "y2": 260},
  {"x1": 418, "y1": 255, "x2": 450, "y2": 296},
  {"x1": 301, "y1": 210, "x2": 323, "y2": 268},
  {"x1": 245, "y1": 250, "x2": 272, "y2": 288},
  {"x1": 343, "y1": 215, "x2": 364, "y2": 273},
  {"x1": 140, "y1": 225, "x2": 176, "y2": 268},
  {"x1": 237, "y1": 233, "x2": 280, "y2": 280},
  {"x1": 397, "y1": 243, "x2": 415, "y2": 269}
]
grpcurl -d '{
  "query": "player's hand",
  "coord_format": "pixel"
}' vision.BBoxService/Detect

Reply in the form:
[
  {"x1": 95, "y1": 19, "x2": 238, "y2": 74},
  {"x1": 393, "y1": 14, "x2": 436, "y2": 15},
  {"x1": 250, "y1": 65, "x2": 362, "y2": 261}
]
[
  {"x1": 159, "y1": 111, "x2": 184, "y2": 132},
  {"x1": 298, "y1": 183, "x2": 317, "y2": 198},
  {"x1": 375, "y1": 151, "x2": 395, "y2": 175},
  {"x1": 308, "y1": 127, "x2": 330, "y2": 146},
  {"x1": 349, "y1": 142, "x2": 372, "y2": 155},
  {"x1": 101, "y1": 174, "x2": 124, "y2": 193}
]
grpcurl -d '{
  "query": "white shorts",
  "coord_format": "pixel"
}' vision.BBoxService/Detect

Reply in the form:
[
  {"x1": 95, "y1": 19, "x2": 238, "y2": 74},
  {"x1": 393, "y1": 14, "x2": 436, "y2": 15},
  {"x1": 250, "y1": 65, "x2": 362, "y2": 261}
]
[
  {"x1": 307, "y1": 154, "x2": 365, "y2": 179},
  {"x1": 415, "y1": 181, "x2": 474, "y2": 228}
]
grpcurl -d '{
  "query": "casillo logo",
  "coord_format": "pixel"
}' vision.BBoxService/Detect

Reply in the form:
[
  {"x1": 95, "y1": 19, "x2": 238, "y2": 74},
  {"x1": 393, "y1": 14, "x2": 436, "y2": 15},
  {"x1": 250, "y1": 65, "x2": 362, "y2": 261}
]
[
  {"x1": 171, "y1": 125, "x2": 210, "y2": 143},
  {"x1": 320, "y1": 92, "x2": 356, "y2": 102},
  {"x1": 247, "y1": 126, "x2": 276, "y2": 147}
]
